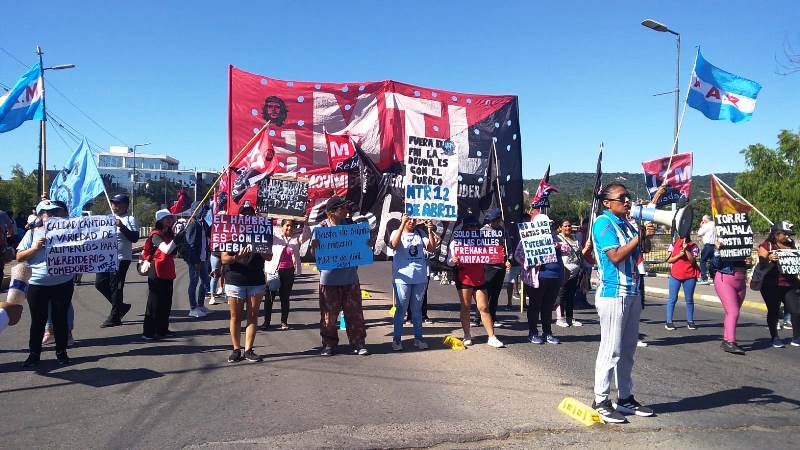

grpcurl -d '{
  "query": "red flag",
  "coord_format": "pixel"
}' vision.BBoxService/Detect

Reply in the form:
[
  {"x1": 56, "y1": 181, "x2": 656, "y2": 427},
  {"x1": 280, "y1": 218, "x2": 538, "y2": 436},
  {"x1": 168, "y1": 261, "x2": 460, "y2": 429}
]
[
  {"x1": 324, "y1": 133, "x2": 359, "y2": 173},
  {"x1": 231, "y1": 126, "x2": 276, "y2": 174},
  {"x1": 169, "y1": 189, "x2": 189, "y2": 214},
  {"x1": 531, "y1": 165, "x2": 559, "y2": 208}
]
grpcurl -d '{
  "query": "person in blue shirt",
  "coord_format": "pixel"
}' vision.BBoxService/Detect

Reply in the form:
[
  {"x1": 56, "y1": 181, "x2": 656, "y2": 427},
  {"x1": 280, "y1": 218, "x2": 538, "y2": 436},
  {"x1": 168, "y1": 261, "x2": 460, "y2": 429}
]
[
  {"x1": 17, "y1": 200, "x2": 75, "y2": 368},
  {"x1": 589, "y1": 183, "x2": 655, "y2": 424}
]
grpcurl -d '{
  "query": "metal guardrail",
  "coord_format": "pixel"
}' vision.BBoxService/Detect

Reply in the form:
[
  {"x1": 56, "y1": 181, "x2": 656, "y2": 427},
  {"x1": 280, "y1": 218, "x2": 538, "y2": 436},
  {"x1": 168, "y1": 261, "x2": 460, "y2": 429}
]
[{"x1": 644, "y1": 231, "x2": 768, "y2": 274}]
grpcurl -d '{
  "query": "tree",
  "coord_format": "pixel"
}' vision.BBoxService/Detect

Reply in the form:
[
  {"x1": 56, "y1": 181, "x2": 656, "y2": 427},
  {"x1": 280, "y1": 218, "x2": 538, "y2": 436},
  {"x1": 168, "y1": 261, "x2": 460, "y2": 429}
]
[
  {"x1": 736, "y1": 129, "x2": 800, "y2": 232},
  {"x1": 0, "y1": 165, "x2": 39, "y2": 216}
]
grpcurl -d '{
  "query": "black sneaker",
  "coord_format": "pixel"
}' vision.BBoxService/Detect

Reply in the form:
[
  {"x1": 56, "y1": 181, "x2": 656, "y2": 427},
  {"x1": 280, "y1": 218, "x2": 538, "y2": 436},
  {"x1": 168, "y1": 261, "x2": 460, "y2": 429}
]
[
  {"x1": 664, "y1": 322, "x2": 676, "y2": 331},
  {"x1": 687, "y1": 321, "x2": 697, "y2": 330},
  {"x1": 55, "y1": 351, "x2": 71, "y2": 366},
  {"x1": 721, "y1": 340, "x2": 745, "y2": 355},
  {"x1": 119, "y1": 303, "x2": 132, "y2": 319},
  {"x1": 141, "y1": 334, "x2": 157, "y2": 341},
  {"x1": 227, "y1": 348, "x2": 243, "y2": 363},
  {"x1": 614, "y1": 396, "x2": 654, "y2": 417},
  {"x1": 591, "y1": 399, "x2": 627, "y2": 423},
  {"x1": 243, "y1": 349, "x2": 262, "y2": 362},
  {"x1": 100, "y1": 318, "x2": 122, "y2": 328},
  {"x1": 22, "y1": 353, "x2": 40, "y2": 368},
  {"x1": 320, "y1": 346, "x2": 334, "y2": 357}
]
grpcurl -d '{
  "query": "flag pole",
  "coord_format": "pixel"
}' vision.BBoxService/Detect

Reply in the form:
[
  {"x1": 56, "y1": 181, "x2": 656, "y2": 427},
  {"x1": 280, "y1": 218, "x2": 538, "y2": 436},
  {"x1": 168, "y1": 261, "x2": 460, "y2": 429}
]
[
  {"x1": 661, "y1": 48, "x2": 700, "y2": 186},
  {"x1": 714, "y1": 175, "x2": 773, "y2": 225},
  {"x1": 36, "y1": 46, "x2": 47, "y2": 198},
  {"x1": 186, "y1": 121, "x2": 270, "y2": 223},
  {"x1": 490, "y1": 140, "x2": 513, "y2": 260}
]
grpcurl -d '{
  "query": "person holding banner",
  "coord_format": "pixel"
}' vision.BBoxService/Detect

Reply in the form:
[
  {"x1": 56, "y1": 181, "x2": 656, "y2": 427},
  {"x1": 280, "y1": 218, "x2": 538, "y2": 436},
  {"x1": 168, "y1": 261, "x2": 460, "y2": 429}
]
[
  {"x1": 590, "y1": 183, "x2": 655, "y2": 423},
  {"x1": 141, "y1": 210, "x2": 181, "y2": 340},
  {"x1": 17, "y1": 200, "x2": 75, "y2": 367},
  {"x1": 711, "y1": 239, "x2": 752, "y2": 355},
  {"x1": 664, "y1": 236, "x2": 700, "y2": 331},
  {"x1": 555, "y1": 219, "x2": 586, "y2": 328},
  {"x1": 482, "y1": 209, "x2": 510, "y2": 326},
  {"x1": 696, "y1": 215, "x2": 717, "y2": 285},
  {"x1": 221, "y1": 204, "x2": 270, "y2": 363},
  {"x1": 262, "y1": 218, "x2": 307, "y2": 331},
  {"x1": 448, "y1": 216, "x2": 505, "y2": 348},
  {"x1": 96, "y1": 194, "x2": 139, "y2": 328},
  {"x1": 757, "y1": 221, "x2": 800, "y2": 348},
  {"x1": 184, "y1": 205, "x2": 211, "y2": 319},
  {"x1": 388, "y1": 214, "x2": 438, "y2": 350}
]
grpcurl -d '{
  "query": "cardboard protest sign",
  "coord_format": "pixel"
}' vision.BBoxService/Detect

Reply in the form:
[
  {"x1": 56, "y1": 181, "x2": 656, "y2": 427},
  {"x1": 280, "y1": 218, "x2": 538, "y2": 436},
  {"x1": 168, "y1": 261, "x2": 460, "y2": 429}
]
[
  {"x1": 714, "y1": 212, "x2": 753, "y2": 260},
  {"x1": 45, "y1": 215, "x2": 118, "y2": 275},
  {"x1": 517, "y1": 214, "x2": 557, "y2": 266},
  {"x1": 776, "y1": 249, "x2": 800, "y2": 275},
  {"x1": 257, "y1": 175, "x2": 309, "y2": 219},
  {"x1": 451, "y1": 228, "x2": 505, "y2": 264},
  {"x1": 403, "y1": 135, "x2": 458, "y2": 221},
  {"x1": 642, "y1": 152, "x2": 693, "y2": 207},
  {"x1": 211, "y1": 214, "x2": 273, "y2": 253},
  {"x1": 314, "y1": 221, "x2": 372, "y2": 270}
]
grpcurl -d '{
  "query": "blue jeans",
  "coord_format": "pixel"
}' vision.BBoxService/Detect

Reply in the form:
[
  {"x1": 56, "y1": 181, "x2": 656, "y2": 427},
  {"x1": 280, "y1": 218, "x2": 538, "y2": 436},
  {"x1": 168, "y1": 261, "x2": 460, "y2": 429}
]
[
  {"x1": 667, "y1": 275, "x2": 696, "y2": 323},
  {"x1": 392, "y1": 282, "x2": 426, "y2": 341},
  {"x1": 209, "y1": 254, "x2": 221, "y2": 295},
  {"x1": 699, "y1": 244, "x2": 715, "y2": 281},
  {"x1": 46, "y1": 301, "x2": 74, "y2": 330},
  {"x1": 188, "y1": 261, "x2": 211, "y2": 308}
]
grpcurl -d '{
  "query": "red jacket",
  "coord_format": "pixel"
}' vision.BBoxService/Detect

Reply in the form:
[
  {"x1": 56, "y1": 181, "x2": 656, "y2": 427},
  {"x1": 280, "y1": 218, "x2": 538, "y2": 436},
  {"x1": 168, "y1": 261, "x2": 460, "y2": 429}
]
[{"x1": 142, "y1": 230, "x2": 176, "y2": 280}]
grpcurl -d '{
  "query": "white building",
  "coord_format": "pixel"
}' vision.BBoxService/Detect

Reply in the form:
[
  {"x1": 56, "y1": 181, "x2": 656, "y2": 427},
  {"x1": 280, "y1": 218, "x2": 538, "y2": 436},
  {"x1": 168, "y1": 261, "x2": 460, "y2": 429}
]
[{"x1": 96, "y1": 146, "x2": 217, "y2": 196}]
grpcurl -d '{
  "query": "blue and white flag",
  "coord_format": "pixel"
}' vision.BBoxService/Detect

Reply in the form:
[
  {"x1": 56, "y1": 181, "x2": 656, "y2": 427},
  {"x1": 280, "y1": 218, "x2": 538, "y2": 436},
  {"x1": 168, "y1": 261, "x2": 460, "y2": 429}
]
[
  {"x1": 50, "y1": 139, "x2": 107, "y2": 217},
  {"x1": 0, "y1": 63, "x2": 44, "y2": 133},
  {"x1": 687, "y1": 51, "x2": 762, "y2": 123}
]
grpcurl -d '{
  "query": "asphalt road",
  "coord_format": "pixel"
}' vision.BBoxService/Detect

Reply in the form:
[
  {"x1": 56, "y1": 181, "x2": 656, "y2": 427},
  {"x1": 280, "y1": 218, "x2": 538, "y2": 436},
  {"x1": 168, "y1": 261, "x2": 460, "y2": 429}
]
[{"x1": 1, "y1": 261, "x2": 798, "y2": 449}]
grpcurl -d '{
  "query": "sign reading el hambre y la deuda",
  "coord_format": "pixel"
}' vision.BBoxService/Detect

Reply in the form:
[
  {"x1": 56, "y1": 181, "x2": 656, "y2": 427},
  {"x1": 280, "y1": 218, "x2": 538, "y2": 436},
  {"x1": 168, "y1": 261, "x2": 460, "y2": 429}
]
[
  {"x1": 45, "y1": 215, "x2": 118, "y2": 275},
  {"x1": 451, "y1": 228, "x2": 506, "y2": 264},
  {"x1": 211, "y1": 214, "x2": 273, "y2": 254},
  {"x1": 314, "y1": 221, "x2": 373, "y2": 270},
  {"x1": 715, "y1": 212, "x2": 753, "y2": 260},
  {"x1": 518, "y1": 214, "x2": 558, "y2": 266},
  {"x1": 403, "y1": 135, "x2": 458, "y2": 221}
]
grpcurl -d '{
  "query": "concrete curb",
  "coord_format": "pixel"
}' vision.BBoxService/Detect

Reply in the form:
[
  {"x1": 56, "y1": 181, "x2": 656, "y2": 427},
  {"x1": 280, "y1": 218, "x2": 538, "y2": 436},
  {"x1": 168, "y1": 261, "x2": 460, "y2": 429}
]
[{"x1": 645, "y1": 286, "x2": 767, "y2": 313}]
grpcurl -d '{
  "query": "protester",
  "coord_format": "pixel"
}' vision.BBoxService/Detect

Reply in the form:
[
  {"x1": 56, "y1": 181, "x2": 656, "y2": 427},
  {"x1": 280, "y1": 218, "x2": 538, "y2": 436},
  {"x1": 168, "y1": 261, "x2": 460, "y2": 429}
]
[
  {"x1": 312, "y1": 197, "x2": 369, "y2": 356},
  {"x1": 665, "y1": 235, "x2": 700, "y2": 330},
  {"x1": 757, "y1": 221, "x2": 800, "y2": 348},
  {"x1": 142, "y1": 209, "x2": 180, "y2": 340},
  {"x1": 590, "y1": 183, "x2": 655, "y2": 423},
  {"x1": 555, "y1": 219, "x2": 585, "y2": 328},
  {"x1": 0, "y1": 301, "x2": 23, "y2": 334},
  {"x1": 388, "y1": 214, "x2": 437, "y2": 350},
  {"x1": 515, "y1": 214, "x2": 565, "y2": 345},
  {"x1": 221, "y1": 204, "x2": 269, "y2": 363},
  {"x1": 17, "y1": 200, "x2": 75, "y2": 367},
  {"x1": 262, "y1": 218, "x2": 305, "y2": 330},
  {"x1": 406, "y1": 221, "x2": 435, "y2": 324},
  {"x1": 208, "y1": 210, "x2": 226, "y2": 304},
  {"x1": 95, "y1": 194, "x2": 139, "y2": 327},
  {"x1": 184, "y1": 205, "x2": 211, "y2": 318},
  {"x1": 478, "y1": 208, "x2": 509, "y2": 327},
  {"x1": 711, "y1": 238, "x2": 752, "y2": 354},
  {"x1": 696, "y1": 215, "x2": 717, "y2": 285},
  {"x1": 449, "y1": 215, "x2": 505, "y2": 348}
]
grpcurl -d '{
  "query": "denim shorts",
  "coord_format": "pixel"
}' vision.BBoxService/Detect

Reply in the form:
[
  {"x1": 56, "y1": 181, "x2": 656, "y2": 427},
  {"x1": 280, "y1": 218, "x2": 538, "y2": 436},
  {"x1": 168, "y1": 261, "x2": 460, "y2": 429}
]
[
  {"x1": 225, "y1": 284, "x2": 265, "y2": 300},
  {"x1": 503, "y1": 266, "x2": 521, "y2": 284}
]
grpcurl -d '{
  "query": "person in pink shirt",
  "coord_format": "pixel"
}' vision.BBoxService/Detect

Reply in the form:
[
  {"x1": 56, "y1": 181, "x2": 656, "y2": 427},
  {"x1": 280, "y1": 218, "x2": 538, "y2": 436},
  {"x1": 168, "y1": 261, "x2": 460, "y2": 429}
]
[{"x1": 263, "y1": 218, "x2": 304, "y2": 330}]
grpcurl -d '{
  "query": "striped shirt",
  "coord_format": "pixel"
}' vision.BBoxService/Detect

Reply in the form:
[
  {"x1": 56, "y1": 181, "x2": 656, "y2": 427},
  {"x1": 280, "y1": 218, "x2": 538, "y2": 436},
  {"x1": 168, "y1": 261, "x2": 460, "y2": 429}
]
[{"x1": 593, "y1": 210, "x2": 641, "y2": 297}]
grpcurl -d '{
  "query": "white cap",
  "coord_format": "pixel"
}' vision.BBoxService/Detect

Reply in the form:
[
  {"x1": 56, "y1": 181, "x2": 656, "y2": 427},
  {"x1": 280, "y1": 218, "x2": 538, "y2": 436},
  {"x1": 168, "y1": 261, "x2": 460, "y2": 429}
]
[{"x1": 155, "y1": 209, "x2": 173, "y2": 223}]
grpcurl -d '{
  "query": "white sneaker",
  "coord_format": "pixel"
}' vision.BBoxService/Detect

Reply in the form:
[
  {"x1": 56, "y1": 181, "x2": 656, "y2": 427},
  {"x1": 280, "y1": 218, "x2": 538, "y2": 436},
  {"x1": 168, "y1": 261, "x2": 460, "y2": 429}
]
[
  {"x1": 413, "y1": 339, "x2": 428, "y2": 350},
  {"x1": 42, "y1": 330, "x2": 54, "y2": 345},
  {"x1": 493, "y1": 321, "x2": 503, "y2": 328},
  {"x1": 392, "y1": 340, "x2": 403, "y2": 351},
  {"x1": 462, "y1": 335, "x2": 473, "y2": 346},
  {"x1": 215, "y1": 287, "x2": 224, "y2": 296},
  {"x1": 188, "y1": 308, "x2": 201, "y2": 318},
  {"x1": 637, "y1": 340, "x2": 648, "y2": 347},
  {"x1": 208, "y1": 297, "x2": 220, "y2": 305},
  {"x1": 556, "y1": 320, "x2": 570, "y2": 328},
  {"x1": 487, "y1": 336, "x2": 505, "y2": 348},
  {"x1": 572, "y1": 320, "x2": 583, "y2": 327}
]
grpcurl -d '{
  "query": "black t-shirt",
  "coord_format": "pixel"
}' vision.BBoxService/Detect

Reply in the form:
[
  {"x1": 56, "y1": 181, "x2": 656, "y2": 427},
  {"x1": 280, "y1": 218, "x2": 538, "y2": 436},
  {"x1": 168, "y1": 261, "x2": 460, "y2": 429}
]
[{"x1": 224, "y1": 253, "x2": 266, "y2": 286}]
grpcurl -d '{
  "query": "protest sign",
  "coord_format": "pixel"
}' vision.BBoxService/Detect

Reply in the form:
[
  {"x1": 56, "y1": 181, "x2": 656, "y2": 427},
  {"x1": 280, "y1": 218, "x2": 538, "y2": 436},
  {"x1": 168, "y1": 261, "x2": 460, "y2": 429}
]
[
  {"x1": 45, "y1": 215, "x2": 118, "y2": 275},
  {"x1": 517, "y1": 214, "x2": 557, "y2": 266},
  {"x1": 642, "y1": 152, "x2": 693, "y2": 207},
  {"x1": 776, "y1": 249, "x2": 800, "y2": 275},
  {"x1": 452, "y1": 228, "x2": 505, "y2": 264},
  {"x1": 257, "y1": 175, "x2": 309, "y2": 219},
  {"x1": 211, "y1": 214, "x2": 273, "y2": 253},
  {"x1": 314, "y1": 221, "x2": 373, "y2": 270},
  {"x1": 403, "y1": 135, "x2": 458, "y2": 221},
  {"x1": 714, "y1": 212, "x2": 753, "y2": 260}
]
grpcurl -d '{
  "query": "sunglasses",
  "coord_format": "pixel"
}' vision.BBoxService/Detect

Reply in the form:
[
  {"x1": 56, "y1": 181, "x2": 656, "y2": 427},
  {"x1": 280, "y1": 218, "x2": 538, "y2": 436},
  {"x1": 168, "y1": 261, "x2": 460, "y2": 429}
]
[{"x1": 605, "y1": 193, "x2": 631, "y2": 203}]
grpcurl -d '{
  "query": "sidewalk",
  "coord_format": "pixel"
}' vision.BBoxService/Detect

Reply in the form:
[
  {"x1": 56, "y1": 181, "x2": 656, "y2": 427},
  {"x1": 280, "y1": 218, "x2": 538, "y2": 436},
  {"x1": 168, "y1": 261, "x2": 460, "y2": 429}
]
[{"x1": 643, "y1": 274, "x2": 767, "y2": 313}]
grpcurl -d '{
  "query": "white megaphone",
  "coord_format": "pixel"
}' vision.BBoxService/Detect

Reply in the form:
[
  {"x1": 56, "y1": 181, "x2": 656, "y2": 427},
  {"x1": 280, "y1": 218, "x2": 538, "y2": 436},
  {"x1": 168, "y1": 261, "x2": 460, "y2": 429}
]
[{"x1": 631, "y1": 204, "x2": 694, "y2": 239}]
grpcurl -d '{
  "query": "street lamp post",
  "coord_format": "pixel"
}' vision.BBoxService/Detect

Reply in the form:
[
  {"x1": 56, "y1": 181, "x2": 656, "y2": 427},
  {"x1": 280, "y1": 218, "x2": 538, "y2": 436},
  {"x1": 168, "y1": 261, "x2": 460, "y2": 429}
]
[
  {"x1": 641, "y1": 19, "x2": 680, "y2": 154},
  {"x1": 130, "y1": 142, "x2": 150, "y2": 216}
]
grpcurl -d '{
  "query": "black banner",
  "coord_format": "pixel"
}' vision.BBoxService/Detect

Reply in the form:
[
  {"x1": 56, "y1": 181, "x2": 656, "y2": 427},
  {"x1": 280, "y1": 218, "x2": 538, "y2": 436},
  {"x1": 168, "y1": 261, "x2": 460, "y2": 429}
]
[
  {"x1": 257, "y1": 176, "x2": 309, "y2": 219},
  {"x1": 715, "y1": 212, "x2": 753, "y2": 261}
]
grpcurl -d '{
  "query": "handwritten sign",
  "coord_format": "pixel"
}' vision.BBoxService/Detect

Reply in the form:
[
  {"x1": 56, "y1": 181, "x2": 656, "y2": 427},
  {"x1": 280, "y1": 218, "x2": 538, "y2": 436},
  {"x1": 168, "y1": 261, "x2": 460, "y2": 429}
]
[
  {"x1": 403, "y1": 135, "x2": 458, "y2": 221},
  {"x1": 452, "y1": 228, "x2": 505, "y2": 264},
  {"x1": 45, "y1": 215, "x2": 118, "y2": 275},
  {"x1": 715, "y1": 212, "x2": 753, "y2": 260},
  {"x1": 776, "y1": 249, "x2": 800, "y2": 275},
  {"x1": 257, "y1": 175, "x2": 309, "y2": 219},
  {"x1": 518, "y1": 214, "x2": 557, "y2": 266},
  {"x1": 211, "y1": 214, "x2": 273, "y2": 254},
  {"x1": 314, "y1": 222, "x2": 373, "y2": 270}
]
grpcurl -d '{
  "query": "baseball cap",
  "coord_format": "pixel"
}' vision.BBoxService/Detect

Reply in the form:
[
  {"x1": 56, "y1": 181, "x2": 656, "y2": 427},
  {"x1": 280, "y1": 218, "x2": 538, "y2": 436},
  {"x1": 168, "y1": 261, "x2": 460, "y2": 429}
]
[
  {"x1": 771, "y1": 221, "x2": 795, "y2": 235},
  {"x1": 110, "y1": 194, "x2": 130, "y2": 204},
  {"x1": 35, "y1": 199, "x2": 64, "y2": 215},
  {"x1": 484, "y1": 208, "x2": 502, "y2": 223},
  {"x1": 155, "y1": 209, "x2": 173, "y2": 223},
  {"x1": 325, "y1": 196, "x2": 350, "y2": 212}
]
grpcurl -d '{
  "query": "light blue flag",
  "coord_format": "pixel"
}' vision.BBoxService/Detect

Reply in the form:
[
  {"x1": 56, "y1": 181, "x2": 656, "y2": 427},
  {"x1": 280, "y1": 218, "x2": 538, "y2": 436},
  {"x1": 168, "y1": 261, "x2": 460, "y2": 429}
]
[
  {"x1": 50, "y1": 139, "x2": 107, "y2": 217},
  {"x1": 0, "y1": 63, "x2": 44, "y2": 133},
  {"x1": 687, "y1": 51, "x2": 762, "y2": 123}
]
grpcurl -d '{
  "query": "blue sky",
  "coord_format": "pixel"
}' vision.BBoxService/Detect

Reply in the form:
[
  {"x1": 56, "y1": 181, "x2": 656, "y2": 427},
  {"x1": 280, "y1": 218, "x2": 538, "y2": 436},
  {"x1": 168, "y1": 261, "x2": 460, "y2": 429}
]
[{"x1": 1, "y1": 1, "x2": 798, "y2": 180}]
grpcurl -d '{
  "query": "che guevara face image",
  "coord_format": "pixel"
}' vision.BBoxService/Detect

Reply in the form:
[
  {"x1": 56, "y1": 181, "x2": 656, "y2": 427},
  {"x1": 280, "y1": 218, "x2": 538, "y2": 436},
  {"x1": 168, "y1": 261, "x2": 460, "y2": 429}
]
[{"x1": 262, "y1": 96, "x2": 288, "y2": 126}]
